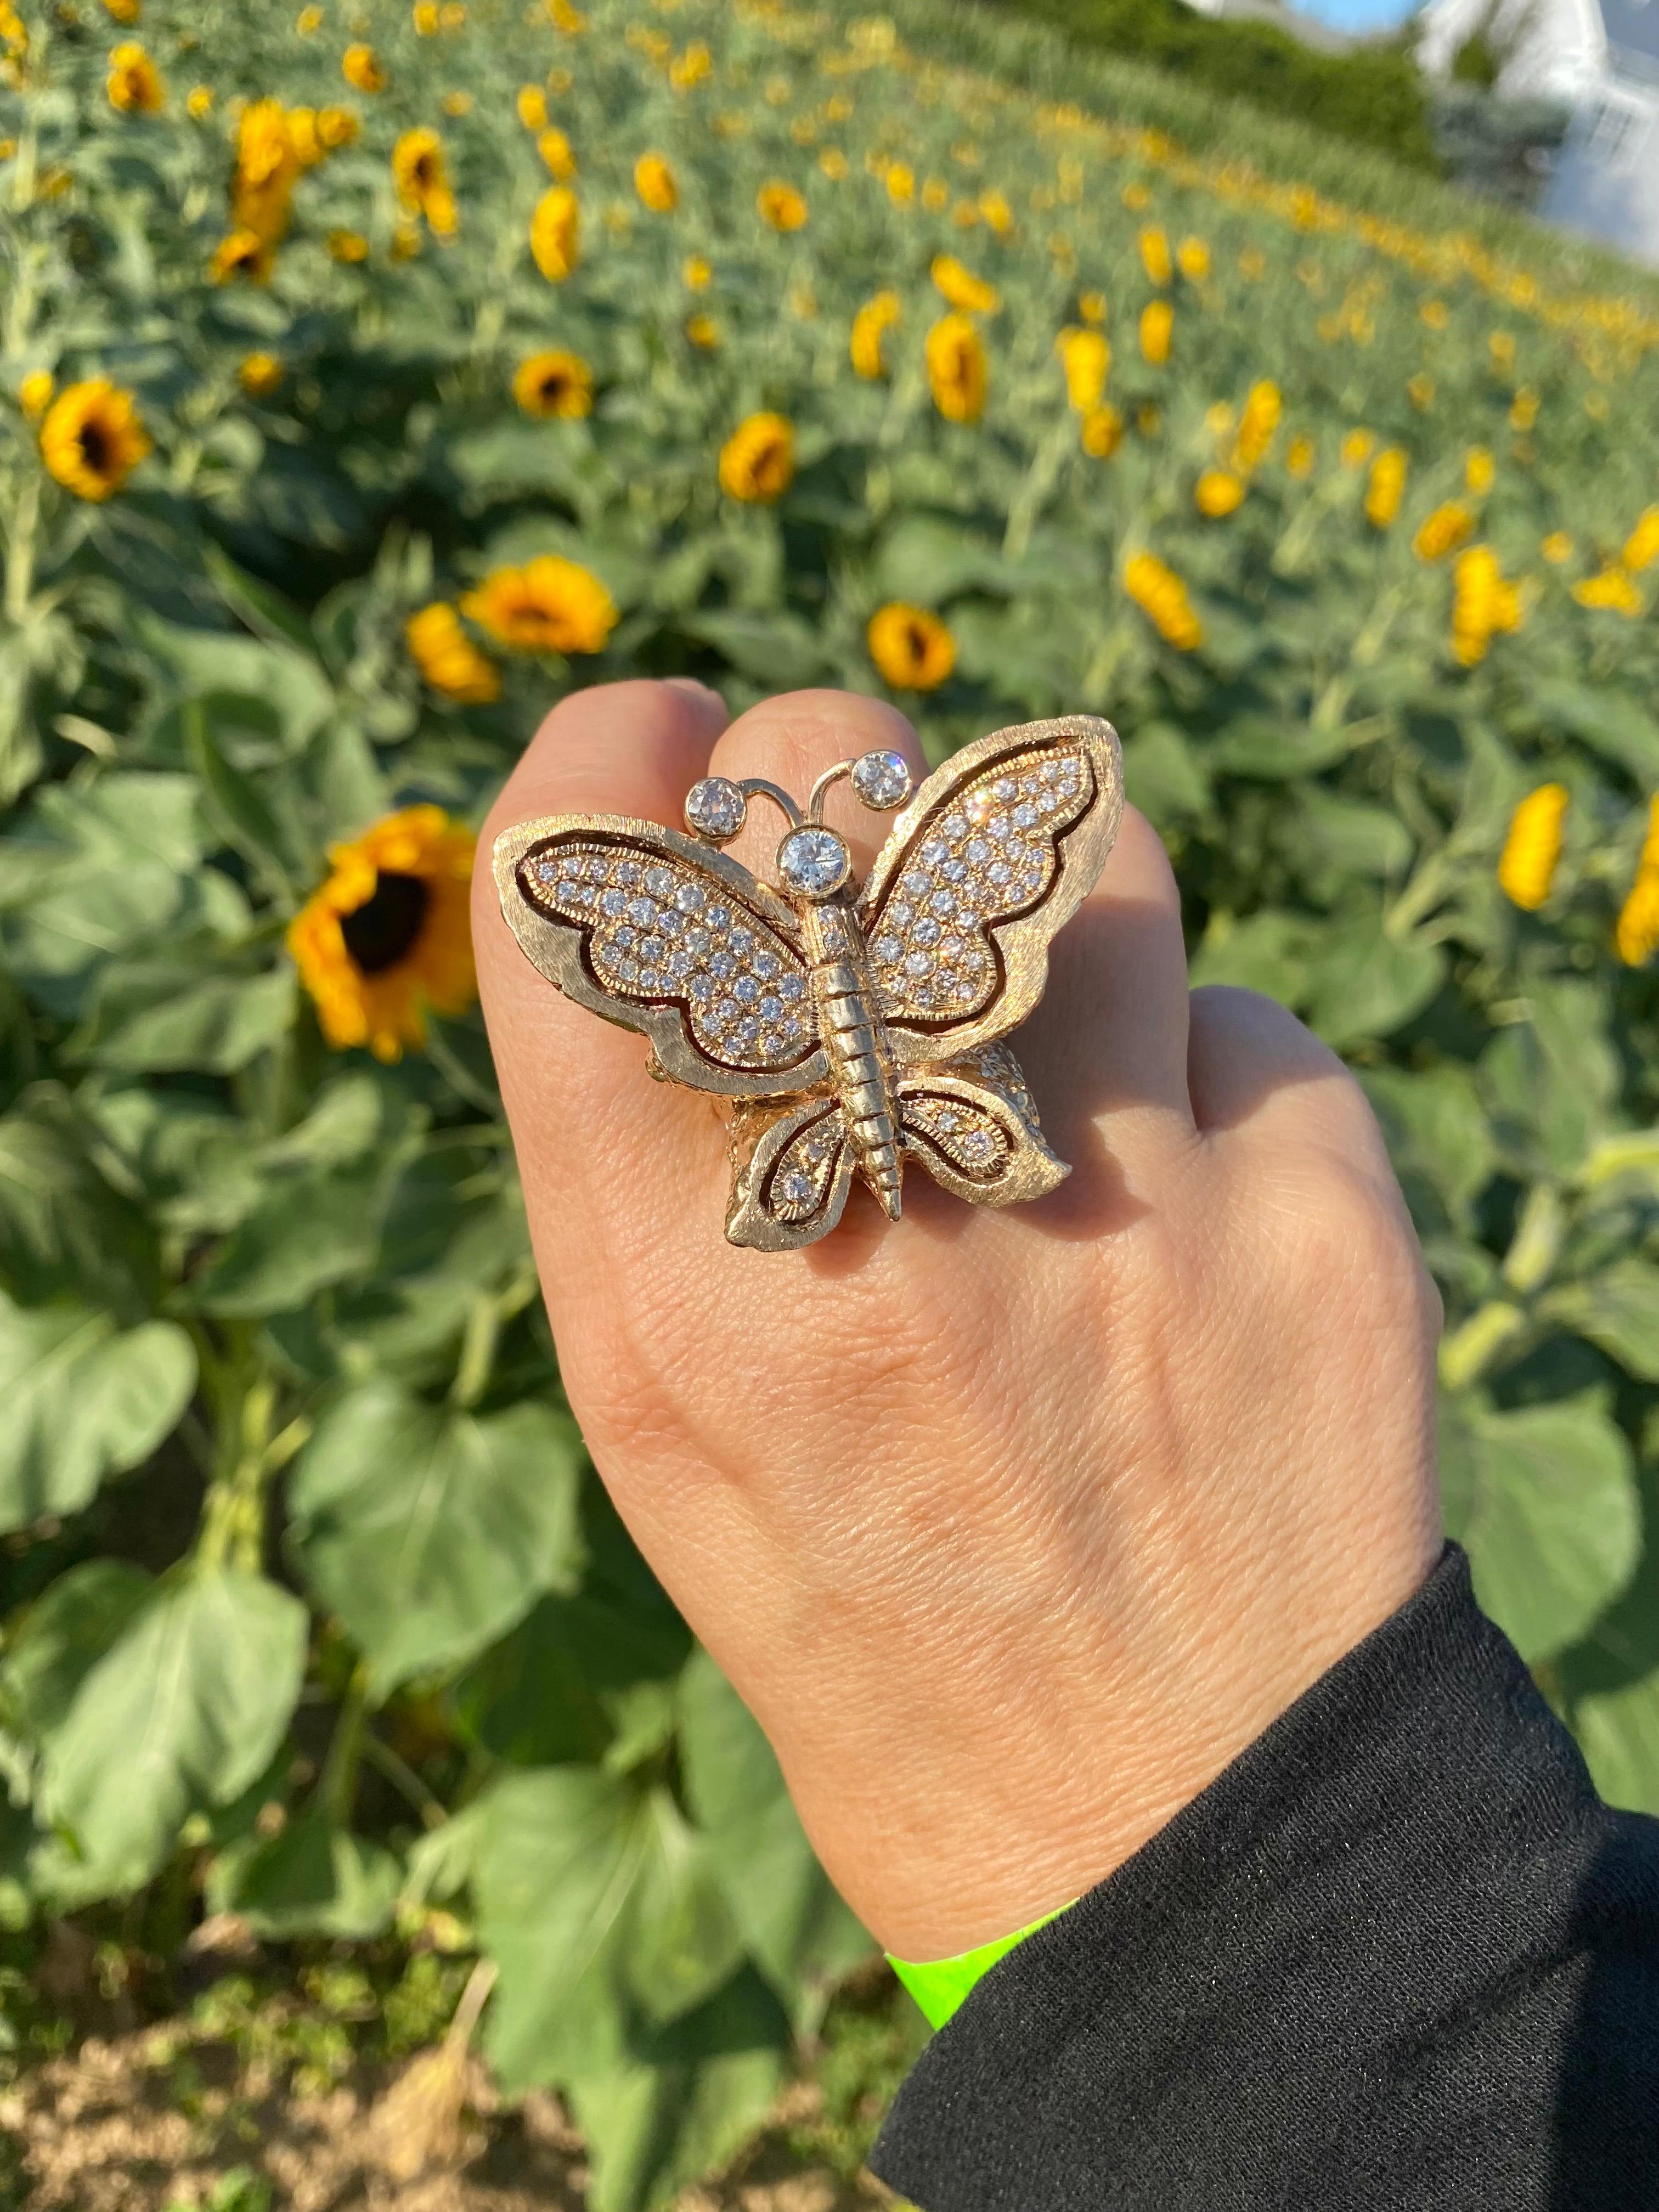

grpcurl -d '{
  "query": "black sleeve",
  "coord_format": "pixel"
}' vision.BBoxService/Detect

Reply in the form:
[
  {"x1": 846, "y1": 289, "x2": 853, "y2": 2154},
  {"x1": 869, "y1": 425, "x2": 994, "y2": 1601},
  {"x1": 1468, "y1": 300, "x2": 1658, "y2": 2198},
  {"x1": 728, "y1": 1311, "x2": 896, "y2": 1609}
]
[{"x1": 869, "y1": 1543, "x2": 1659, "y2": 2211}]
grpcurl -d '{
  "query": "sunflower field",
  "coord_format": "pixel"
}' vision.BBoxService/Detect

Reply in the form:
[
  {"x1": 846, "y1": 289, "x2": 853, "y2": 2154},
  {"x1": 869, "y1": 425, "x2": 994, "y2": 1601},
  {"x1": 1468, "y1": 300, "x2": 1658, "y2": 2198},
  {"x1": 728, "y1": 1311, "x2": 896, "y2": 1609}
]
[{"x1": 2, "y1": 0, "x2": 1659, "y2": 2197}]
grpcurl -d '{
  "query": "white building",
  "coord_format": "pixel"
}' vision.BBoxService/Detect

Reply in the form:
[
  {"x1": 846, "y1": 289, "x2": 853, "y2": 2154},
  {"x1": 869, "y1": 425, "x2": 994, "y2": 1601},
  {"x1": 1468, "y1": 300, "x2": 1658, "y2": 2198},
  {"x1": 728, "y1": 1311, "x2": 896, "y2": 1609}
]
[{"x1": 1418, "y1": 0, "x2": 1659, "y2": 268}]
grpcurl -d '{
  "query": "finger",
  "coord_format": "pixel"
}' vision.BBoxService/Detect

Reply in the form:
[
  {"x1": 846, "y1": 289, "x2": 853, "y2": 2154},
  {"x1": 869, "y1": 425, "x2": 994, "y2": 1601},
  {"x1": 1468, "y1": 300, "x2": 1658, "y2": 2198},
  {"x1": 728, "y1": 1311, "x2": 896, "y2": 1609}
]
[
  {"x1": 1186, "y1": 985, "x2": 1392, "y2": 1177},
  {"x1": 706, "y1": 688, "x2": 928, "y2": 879},
  {"x1": 1019, "y1": 803, "x2": 1195, "y2": 1139},
  {"x1": 473, "y1": 679, "x2": 730, "y2": 1272}
]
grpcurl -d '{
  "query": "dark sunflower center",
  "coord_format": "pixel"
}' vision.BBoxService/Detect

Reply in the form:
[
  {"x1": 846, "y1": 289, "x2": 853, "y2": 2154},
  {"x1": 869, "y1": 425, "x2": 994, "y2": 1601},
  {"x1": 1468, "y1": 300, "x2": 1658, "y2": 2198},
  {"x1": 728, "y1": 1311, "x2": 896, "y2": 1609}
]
[
  {"x1": 341, "y1": 871, "x2": 428, "y2": 975},
  {"x1": 78, "y1": 419, "x2": 113, "y2": 472},
  {"x1": 906, "y1": 622, "x2": 929, "y2": 663}
]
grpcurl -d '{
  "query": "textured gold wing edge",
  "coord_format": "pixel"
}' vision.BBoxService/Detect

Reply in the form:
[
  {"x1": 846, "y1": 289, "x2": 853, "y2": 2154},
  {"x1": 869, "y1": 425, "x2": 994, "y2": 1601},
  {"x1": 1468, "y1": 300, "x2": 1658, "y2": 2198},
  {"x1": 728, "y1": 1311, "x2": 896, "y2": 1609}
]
[
  {"x1": 860, "y1": 714, "x2": 1125, "y2": 1069},
  {"x1": 724, "y1": 1095, "x2": 854, "y2": 1252},
  {"x1": 491, "y1": 813, "x2": 831, "y2": 1101},
  {"x1": 898, "y1": 1070, "x2": 1071, "y2": 1206}
]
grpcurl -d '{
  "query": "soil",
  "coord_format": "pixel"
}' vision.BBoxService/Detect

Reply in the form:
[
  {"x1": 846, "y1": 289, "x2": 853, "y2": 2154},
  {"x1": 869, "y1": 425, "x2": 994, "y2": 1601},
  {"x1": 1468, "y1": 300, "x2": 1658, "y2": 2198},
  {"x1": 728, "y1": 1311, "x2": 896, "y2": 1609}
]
[{"x1": 1, "y1": 2027, "x2": 901, "y2": 2212}]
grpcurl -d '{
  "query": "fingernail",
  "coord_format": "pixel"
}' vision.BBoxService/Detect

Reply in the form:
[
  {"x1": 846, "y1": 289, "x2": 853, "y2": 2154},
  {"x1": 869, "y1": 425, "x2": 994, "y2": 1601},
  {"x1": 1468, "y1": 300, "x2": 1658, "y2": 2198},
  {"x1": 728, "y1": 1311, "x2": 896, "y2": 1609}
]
[{"x1": 664, "y1": 675, "x2": 725, "y2": 709}]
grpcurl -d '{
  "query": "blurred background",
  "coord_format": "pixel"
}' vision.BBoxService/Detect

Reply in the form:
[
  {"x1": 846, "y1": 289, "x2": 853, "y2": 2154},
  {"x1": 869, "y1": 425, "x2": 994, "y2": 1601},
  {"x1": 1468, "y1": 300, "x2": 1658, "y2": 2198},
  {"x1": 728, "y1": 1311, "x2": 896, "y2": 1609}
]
[{"x1": 0, "y1": 0, "x2": 1656, "y2": 2205}]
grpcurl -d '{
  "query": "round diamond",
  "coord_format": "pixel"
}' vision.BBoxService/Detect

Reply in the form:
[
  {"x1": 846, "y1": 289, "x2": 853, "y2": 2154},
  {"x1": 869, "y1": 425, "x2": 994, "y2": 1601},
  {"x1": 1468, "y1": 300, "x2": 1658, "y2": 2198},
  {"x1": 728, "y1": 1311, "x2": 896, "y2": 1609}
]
[
  {"x1": 994, "y1": 777, "x2": 1015, "y2": 800},
  {"x1": 1014, "y1": 802, "x2": 1038, "y2": 828},
  {"x1": 776, "y1": 826, "x2": 851, "y2": 899},
  {"x1": 759, "y1": 993, "x2": 783, "y2": 1021},
  {"x1": 915, "y1": 917, "x2": 941, "y2": 946},
  {"x1": 735, "y1": 975, "x2": 759, "y2": 1003},
  {"x1": 778, "y1": 1167, "x2": 815, "y2": 1207},
  {"x1": 874, "y1": 933, "x2": 902, "y2": 963},
  {"x1": 646, "y1": 866, "x2": 674, "y2": 896},
  {"x1": 628, "y1": 895, "x2": 654, "y2": 924},
  {"x1": 709, "y1": 950, "x2": 736, "y2": 980},
  {"x1": 675, "y1": 882, "x2": 706, "y2": 913},
  {"x1": 779, "y1": 974, "x2": 806, "y2": 1003},
  {"x1": 851, "y1": 748, "x2": 913, "y2": 810},
  {"x1": 904, "y1": 951, "x2": 930, "y2": 977},
  {"x1": 685, "y1": 776, "x2": 747, "y2": 843},
  {"x1": 601, "y1": 888, "x2": 626, "y2": 916}
]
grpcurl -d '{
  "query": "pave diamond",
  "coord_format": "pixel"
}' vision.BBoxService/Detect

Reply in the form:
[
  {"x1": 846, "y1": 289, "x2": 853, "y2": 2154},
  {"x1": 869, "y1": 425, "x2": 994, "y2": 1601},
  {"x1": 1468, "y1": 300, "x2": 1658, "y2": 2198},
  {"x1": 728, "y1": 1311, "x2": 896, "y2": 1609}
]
[
  {"x1": 685, "y1": 776, "x2": 747, "y2": 843},
  {"x1": 776, "y1": 826, "x2": 851, "y2": 899},
  {"x1": 851, "y1": 748, "x2": 914, "y2": 810}
]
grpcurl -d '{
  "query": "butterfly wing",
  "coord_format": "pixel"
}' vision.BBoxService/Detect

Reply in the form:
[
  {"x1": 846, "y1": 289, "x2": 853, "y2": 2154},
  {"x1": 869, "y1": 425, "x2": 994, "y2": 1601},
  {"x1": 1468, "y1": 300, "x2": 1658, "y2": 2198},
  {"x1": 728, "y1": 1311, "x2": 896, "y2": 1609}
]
[
  {"x1": 494, "y1": 816, "x2": 828, "y2": 1098},
  {"x1": 898, "y1": 1045, "x2": 1069, "y2": 1207},
  {"x1": 725, "y1": 1095, "x2": 854, "y2": 1251},
  {"x1": 857, "y1": 716, "x2": 1123, "y2": 1068}
]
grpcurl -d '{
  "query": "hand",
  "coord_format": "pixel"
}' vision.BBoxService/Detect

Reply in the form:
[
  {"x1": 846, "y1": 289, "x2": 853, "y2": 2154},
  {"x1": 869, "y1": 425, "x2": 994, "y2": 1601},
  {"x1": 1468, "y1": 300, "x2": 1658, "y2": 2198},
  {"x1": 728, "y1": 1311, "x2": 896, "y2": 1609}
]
[{"x1": 473, "y1": 681, "x2": 1443, "y2": 1962}]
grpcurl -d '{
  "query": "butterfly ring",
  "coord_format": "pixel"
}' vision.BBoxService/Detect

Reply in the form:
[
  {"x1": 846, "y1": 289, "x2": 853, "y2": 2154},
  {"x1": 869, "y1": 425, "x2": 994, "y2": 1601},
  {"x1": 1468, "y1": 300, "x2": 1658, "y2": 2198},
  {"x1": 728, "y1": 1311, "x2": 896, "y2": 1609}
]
[{"x1": 493, "y1": 714, "x2": 1124, "y2": 1250}]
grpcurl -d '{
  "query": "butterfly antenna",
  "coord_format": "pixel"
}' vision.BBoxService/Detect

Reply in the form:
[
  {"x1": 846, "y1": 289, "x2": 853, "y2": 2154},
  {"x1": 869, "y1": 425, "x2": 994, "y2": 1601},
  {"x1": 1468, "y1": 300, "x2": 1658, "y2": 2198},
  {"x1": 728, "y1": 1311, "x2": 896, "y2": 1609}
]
[{"x1": 806, "y1": 761, "x2": 855, "y2": 824}]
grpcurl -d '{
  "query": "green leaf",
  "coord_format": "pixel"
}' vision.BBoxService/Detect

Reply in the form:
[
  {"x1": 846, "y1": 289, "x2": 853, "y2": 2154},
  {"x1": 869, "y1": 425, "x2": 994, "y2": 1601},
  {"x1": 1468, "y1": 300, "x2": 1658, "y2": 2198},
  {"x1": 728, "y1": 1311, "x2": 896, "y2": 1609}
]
[
  {"x1": 1207, "y1": 712, "x2": 1356, "y2": 778},
  {"x1": 1571, "y1": 1668, "x2": 1659, "y2": 1817},
  {"x1": 41, "y1": 1568, "x2": 308, "y2": 1890},
  {"x1": 1543, "y1": 1261, "x2": 1659, "y2": 1382},
  {"x1": 1188, "y1": 910, "x2": 1312, "y2": 1003},
  {"x1": 1527, "y1": 680, "x2": 1659, "y2": 786},
  {"x1": 76, "y1": 959, "x2": 295, "y2": 1075},
  {"x1": 208, "y1": 1809, "x2": 402, "y2": 1939},
  {"x1": 1480, "y1": 980, "x2": 1622, "y2": 1177},
  {"x1": 1304, "y1": 924, "x2": 1444, "y2": 1049},
  {"x1": 0, "y1": 1297, "x2": 196, "y2": 1534},
  {"x1": 679, "y1": 611, "x2": 826, "y2": 689},
  {"x1": 1291, "y1": 789, "x2": 1414, "y2": 878},
  {"x1": 1, "y1": 1560, "x2": 151, "y2": 1744},
  {"x1": 1439, "y1": 1391, "x2": 1640, "y2": 1662},
  {"x1": 452, "y1": 1591, "x2": 691, "y2": 1768},
  {"x1": 472, "y1": 1767, "x2": 749, "y2": 2086},
  {"x1": 1361, "y1": 1064, "x2": 1496, "y2": 1230},
  {"x1": 0, "y1": 1086, "x2": 161, "y2": 1311},
  {"x1": 1121, "y1": 721, "x2": 1211, "y2": 825},
  {"x1": 678, "y1": 1651, "x2": 871, "y2": 2027},
  {"x1": 186, "y1": 1141, "x2": 420, "y2": 1317},
  {"x1": 288, "y1": 1382, "x2": 585, "y2": 1695},
  {"x1": 566, "y1": 1971, "x2": 789, "y2": 2212}
]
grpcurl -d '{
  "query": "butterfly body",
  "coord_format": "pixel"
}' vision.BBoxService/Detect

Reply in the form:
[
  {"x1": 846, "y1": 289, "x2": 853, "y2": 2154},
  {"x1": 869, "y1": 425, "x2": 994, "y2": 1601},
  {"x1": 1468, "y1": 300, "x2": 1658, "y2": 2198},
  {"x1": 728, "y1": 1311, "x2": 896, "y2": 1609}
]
[
  {"x1": 803, "y1": 895, "x2": 904, "y2": 1219},
  {"x1": 494, "y1": 714, "x2": 1125, "y2": 1251}
]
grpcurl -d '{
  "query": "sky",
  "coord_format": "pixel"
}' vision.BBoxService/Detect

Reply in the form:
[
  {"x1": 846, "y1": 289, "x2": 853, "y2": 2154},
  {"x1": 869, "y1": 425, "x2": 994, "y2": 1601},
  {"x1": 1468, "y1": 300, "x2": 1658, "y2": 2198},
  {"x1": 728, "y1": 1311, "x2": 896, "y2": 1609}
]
[{"x1": 1283, "y1": 0, "x2": 1423, "y2": 34}]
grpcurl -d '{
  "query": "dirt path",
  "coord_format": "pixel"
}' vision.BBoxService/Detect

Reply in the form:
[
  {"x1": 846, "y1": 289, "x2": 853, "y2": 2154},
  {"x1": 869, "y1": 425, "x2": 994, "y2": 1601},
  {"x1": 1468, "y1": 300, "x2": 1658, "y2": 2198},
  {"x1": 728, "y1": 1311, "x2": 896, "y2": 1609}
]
[{"x1": 2, "y1": 2028, "x2": 901, "y2": 2212}]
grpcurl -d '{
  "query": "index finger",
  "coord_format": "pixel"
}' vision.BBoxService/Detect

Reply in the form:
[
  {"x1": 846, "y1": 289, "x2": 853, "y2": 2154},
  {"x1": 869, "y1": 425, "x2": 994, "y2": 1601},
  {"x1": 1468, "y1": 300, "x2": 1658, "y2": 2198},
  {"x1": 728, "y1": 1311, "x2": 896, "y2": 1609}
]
[{"x1": 472, "y1": 678, "x2": 730, "y2": 1279}]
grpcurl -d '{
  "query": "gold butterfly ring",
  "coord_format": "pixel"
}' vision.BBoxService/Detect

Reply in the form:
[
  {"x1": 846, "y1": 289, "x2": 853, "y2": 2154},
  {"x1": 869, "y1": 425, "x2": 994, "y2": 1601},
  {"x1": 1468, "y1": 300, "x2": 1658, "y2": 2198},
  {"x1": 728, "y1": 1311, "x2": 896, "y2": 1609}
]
[{"x1": 493, "y1": 714, "x2": 1124, "y2": 1250}]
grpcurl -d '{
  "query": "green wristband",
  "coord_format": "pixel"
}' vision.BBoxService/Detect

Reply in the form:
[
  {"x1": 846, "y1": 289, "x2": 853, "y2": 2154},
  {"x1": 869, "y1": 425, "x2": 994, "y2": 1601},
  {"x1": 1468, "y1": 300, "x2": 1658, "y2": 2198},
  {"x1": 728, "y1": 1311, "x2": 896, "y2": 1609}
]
[{"x1": 887, "y1": 1901, "x2": 1074, "y2": 2030}]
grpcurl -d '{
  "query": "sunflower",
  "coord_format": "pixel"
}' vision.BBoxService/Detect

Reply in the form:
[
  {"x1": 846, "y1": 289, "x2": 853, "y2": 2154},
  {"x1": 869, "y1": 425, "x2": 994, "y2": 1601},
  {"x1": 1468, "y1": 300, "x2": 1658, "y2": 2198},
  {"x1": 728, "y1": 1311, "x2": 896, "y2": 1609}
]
[
  {"x1": 1195, "y1": 469, "x2": 1245, "y2": 518},
  {"x1": 868, "y1": 604, "x2": 954, "y2": 692},
  {"x1": 462, "y1": 556, "x2": 616, "y2": 655},
  {"x1": 1364, "y1": 448, "x2": 1408, "y2": 529},
  {"x1": 850, "y1": 290, "x2": 900, "y2": 379},
  {"x1": 104, "y1": 0, "x2": 140, "y2": 19},
  {"x1": 1124, "y1": 551, "x2": 1202, "y2": 651},
  {"x1": 405, "y1": 602, "x2": 501, "y2": 702},
  {"x1": 512, "y1": 348, "x2": 592, "y2": 418},
  {"x1": 1285, "y1": 433, "x2": 1315, "y2": 478},
  {"x1": 926, "y1": 314, "x2": 986, "y2": 423},
  {"x1": 413, "y1": 0, "x2": 438, "y2": 28},
  {"x1": 341, "y1": 41, "x2": 384, "y2": 91},
  {"x1": 40, "y1": 379, "x2": 150, "y2": 501},
  {"x1": 1413, "y1": 502, "x2": 1474, "y2": 563},
  {"x1": 634, "y1": 153, "x2": 677, "y2": 211},
  {"x1": 288, "y1": 806, "x2": 476, "y2": 1062},
  {"x1": 537, "y1": 126, "x2": 576, "y2": 178},
  {"x1": 1057, "y1": 327, "x2": 1109, "y2": 412},
  {"x1": 932, "y1": 253, "x2": 997, "y2": 313},
  {"x1": 328, "y1": 228, "x2": 369, "y2": 262},
  {"x1": 1081, "y1": 404, "x2": 1123, "y2": 458},
  {"x1": 392, "y1": 127, "x2": 456, "y2": 235},
  {"x1": 517, "y1": 84, "x2": 548, "y2": 128},
  {"x1": 757, "y1": 180, "x2": 806, "y2": 230},
  {"x1": 1176, "y1": 235, "x2": 1209, "y2": 281},
  {"x1": 18, "y1": 370, "x2": 53, "y2": 420},
  {"x1": 530, "y1": 185, "x2": 579, "y2": 278},
  {"x1": 211, "y1": 227, "x2": 273, "y2": 283},
  {"x1": 297, "y1": 3, "x2": 323, "y2": 28},
  {"x1": 685, "y1": 312, "x2": 719, "y2": 350},
  {"x1": 318, "y1": 104, "x2": 357, "y2": 147},
  {"x1": 107, "y1": 41, "x2": 164, "y2": 111},
  {"x1": 1540, "y1": 531, "x2": 1575, "y2": 565},
  {"x1": 1139, "y1": 300, "x2": 1172, "y2": 365},
  {"x1": 232, "y1": 99, "x2": 301, "y2": 249},
  {"x1": 187, "y1": 84, "x2": 212, "y2": 117},
  {"x1": 718, "y1": 412, "x2": 794, "y2": 502},
  {"x1": 1497, "y1": 785, "x2": 1567, "y2": 912},
  {"x1": 238, "y1": 351, "x2": 284, "y2": 397},
  {"x1": 1139, "y1": 226, "x2": 1171, "y2": 285}
]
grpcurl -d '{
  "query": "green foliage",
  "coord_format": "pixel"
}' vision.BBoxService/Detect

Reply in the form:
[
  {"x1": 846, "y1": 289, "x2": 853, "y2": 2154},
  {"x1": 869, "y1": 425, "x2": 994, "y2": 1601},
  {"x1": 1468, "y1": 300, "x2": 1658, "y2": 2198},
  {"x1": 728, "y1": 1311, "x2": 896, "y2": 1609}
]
[
  {"x1": 982, "y1": 0, "x2": 1439, "y2": 171},
  {"x1": 0, "y1": 0, "x2": 1657, "y2": 2202}
]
